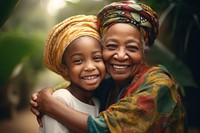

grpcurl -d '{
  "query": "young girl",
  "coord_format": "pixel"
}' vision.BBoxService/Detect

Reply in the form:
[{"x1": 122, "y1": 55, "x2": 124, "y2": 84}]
[{"x1": 39, "y1": 15, "x2": 106, "y2": 133}]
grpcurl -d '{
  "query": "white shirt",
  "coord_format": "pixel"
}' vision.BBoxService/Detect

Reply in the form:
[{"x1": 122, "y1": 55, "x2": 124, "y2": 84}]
[{"x1": 40, "y1": 89, "x2": 100, "y2": 133}]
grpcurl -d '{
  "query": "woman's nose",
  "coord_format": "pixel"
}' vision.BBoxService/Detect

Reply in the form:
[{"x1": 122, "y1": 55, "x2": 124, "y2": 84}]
[{"x1": 113, "y1": 48, "x2": 128, "y2": 61}]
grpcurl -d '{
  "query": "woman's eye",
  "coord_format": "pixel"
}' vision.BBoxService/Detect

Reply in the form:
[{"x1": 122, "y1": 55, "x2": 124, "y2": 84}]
[
  {"x1": 127, "y1": 45, "x2": 139, "y2": 52},
  {"x1": 94, "y1": 55, "x2": 103, "y2": 62},
  {"x1": 104, "y1": 44, "x2": 117, "y2": 50}
]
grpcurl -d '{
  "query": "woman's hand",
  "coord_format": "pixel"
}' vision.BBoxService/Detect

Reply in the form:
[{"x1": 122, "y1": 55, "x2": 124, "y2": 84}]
[
  {"x1": 29, "y1": 87, "x2": 54, "y2": 126},
  {"x1": 36, "y1": 87, "x2": 54, "y2": 114},
  {"x1": 30, "y1": 92, "x2": 39, "y2": 115},
  {"x1": 30, "y1": 92, "x2": 43, "y2": 126}
]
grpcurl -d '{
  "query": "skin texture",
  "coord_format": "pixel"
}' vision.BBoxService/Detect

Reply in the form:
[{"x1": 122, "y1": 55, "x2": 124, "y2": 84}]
[
  {"x1": 62, "y1": 36, "x2": 106, "y2": 104},
  {"x1": 102, "y1": 23, "x2": 144, "y2": 88},
  {"x1": 30, "y1": 24, "x2": 145, "y2": 133}
]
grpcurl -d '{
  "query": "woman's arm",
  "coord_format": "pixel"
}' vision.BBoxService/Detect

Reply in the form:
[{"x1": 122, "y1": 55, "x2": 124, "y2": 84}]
[
  {"x1": 33, "y1": 88, "x2": 89, "y2": 133},
  {"x1": 88, "y1": 67, "x2": 185, "y2": 132}
]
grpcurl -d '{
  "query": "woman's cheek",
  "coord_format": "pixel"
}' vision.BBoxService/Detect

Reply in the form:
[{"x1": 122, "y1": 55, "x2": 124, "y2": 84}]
[
  {"x1": 103, "y1": 50, "x2": 109, "y2": 61},
  {"x1": 102, "y1": 50, "x2": 110, "y2": 61}
]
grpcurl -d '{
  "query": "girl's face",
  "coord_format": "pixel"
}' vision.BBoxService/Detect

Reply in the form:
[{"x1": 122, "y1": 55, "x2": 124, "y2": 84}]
[
  {"x1": 62, "y1": 36, "x2": 106, "y2": 91},
  {"x1": 102, "y1": 23, "x2": 144, "y2": 86}
]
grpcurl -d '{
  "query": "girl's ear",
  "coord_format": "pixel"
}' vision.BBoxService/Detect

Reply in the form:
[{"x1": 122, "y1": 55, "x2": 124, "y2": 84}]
[{"x1": 61, "y1": 64, "x2": 69, "y2": 78}]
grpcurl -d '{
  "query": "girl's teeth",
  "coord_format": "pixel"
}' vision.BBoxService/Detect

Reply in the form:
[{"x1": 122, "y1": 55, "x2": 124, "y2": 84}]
[{"x1": 83, "y1": 76, "x2": 97, "y2": 80}]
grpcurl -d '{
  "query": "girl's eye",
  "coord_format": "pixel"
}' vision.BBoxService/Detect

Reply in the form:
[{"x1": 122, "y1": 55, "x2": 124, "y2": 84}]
[
  {"x1": 73, "y1": 59, "x2": 83, "y2": 64},
  {"x1": 104, "y1": 44, "x2": 117, "y2": 50},
  {"x1": 94, "y1": 55, "x2": 103, "y2": 62}
]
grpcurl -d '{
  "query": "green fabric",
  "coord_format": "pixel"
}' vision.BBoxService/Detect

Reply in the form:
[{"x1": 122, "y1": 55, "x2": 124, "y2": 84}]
[{"x1": 88, "y1": 116, "x2": 109, "y2": 133}]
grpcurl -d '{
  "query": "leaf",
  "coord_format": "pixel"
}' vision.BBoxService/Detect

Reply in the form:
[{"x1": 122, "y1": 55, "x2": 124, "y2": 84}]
[
  {"x1": 0, "y1": 31, "x2": 39, "y2": 87},
  {"x1": 146, "y1": 40, "x2": 198, "y2": 88},
  {"x1": 0, "y1": 0, "x2": 19, "y2": 27}
]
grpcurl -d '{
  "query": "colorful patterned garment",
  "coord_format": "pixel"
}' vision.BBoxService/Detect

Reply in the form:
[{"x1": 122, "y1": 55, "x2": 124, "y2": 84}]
[
  {"x1": 88, "y1": 64, "x2": 186, "y2": 133},
  {"x1": 44, "y1": 15, "x2": 100, "y2": 80},
  {"x1": 97, "y1": 1, "x2": 159, "y2": 47}
]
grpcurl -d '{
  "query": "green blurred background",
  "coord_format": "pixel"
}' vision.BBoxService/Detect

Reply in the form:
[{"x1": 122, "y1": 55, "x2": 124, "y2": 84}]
[{"x1": 0, "y1": 0, "x2": 200, "y2": 132}]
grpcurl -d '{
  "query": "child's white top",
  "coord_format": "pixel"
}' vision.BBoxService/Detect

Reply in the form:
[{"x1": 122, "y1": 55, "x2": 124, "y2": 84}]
[{"x1": 40, "y1": 88, "x2": 100, "y2": 133}]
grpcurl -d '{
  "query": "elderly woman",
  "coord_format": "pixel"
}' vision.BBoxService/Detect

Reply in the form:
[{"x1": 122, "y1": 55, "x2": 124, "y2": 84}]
[{"x1": 30, "y1": 1, "x2": 186, "y2": 133}]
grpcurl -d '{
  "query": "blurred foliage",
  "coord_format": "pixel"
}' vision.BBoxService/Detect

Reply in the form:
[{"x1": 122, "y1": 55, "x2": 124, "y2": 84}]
[
  {"x1": 137, "y1": 0, "x2": 200, "y2": 91},
  {"x1": 0, "y1": 0, "x2": 199, "y2": 128},
  {"x1": 0, "y1": 0, "x2": 111, "y2": 111},
  {"x1": 0, "y1": 30, "x2": 42, "y2": 87},
  {"x1": 147, "y1": 40, "x2": 197, "y2": 89},
  {"x1": 0, "y1": 0, "x2": 19, "y2": 27},
  {"x1": 0, "y1": 0, "x2": 199, "y2": 111}
]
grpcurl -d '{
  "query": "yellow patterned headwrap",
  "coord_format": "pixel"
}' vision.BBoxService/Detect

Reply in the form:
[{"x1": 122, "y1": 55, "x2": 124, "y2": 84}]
[{"x1": 44, "y1": 15, "x2": 100, "y2": 79}]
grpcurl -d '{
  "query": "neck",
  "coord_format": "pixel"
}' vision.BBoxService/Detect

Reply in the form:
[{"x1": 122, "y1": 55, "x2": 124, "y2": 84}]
[
  {"x1": 115, "y1": 78, "x2": 132, "y2": 90},
  {"x1": 114, "y1": 63, "x2": 149, "y2": 90},
  {"x1": 67, "y1": 84, "x2": 94, "y2": 105}
]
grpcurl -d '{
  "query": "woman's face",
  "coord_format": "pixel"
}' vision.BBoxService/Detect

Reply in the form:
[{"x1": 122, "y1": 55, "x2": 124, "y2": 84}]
[{"x1": 102, "y1": 23, "x2": 144, "y2": 85}]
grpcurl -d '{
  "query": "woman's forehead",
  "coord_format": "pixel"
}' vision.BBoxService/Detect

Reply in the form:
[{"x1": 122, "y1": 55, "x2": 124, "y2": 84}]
[{"x1": 102, "y1": 23, "x2": 142, "y2": 41}]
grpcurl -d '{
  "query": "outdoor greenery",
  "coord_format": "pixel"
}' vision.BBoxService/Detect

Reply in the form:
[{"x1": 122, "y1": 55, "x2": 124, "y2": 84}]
[{"x1": 0, "y1": 0, "x2": 199, "y2": 128}]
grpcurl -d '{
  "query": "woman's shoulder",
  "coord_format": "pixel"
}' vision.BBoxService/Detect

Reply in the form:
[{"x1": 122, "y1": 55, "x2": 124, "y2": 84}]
[
  {"x1": 144, "y1": 64, "x2": 175, "y2": 86},
  {"x1": 148, "y1": 64, "x2": 170, "y2": 73},
  {"x1": 147, "y1": 65, "x2": 173, "y2": 77}
]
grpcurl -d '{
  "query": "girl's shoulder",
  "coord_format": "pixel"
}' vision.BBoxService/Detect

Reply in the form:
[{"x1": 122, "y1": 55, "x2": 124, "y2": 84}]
[{"x1": 52, "y1": 88, "x2": 74, "y2": 105}]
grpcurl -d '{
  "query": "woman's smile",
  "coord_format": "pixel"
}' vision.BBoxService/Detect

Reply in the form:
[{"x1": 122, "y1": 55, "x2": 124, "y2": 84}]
[{"x1": 111, "y1": 64, "x2": 131, "y2": 72}]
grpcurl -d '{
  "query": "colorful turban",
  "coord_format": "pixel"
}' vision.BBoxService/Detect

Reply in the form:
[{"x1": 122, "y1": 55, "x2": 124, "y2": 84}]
[
  {"x1": 44, "y1": 15, "x2": 100, "y2": 79},
  {"x1": 97, "y1": 1, "x2": 159, "y2": 47}
]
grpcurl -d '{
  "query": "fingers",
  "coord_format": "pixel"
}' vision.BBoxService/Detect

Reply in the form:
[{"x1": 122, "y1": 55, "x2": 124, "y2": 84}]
[
  {"x1": 37, "y1": 88, "x2": 54, "y2": 102},
  {"x1": 30, "y1": 92, "x2": 39, "y2": 116},
  {"x1": 29, "y1": 87, "x2": 54, "y2": 120},
  {"x1": 31, "y1": 92, "x2": 38, "y2": 101},
  {"x1": 37, "y1": 116, "x2": 43, "y2": 127},
  {"x1": 30, "y1": 99, "x2": 38, "y2": 107},
  {"x1": 30, "y1": 92, "x2": 38, "y2": 107},
  {"x1": 30, "y1": 106, "x2": 40, "y2": 116}
]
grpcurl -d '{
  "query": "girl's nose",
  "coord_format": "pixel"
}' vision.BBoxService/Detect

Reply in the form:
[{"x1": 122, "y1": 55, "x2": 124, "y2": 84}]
[{"x1": 84, "y1": 61, "x2": 96, "y2": 71}]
